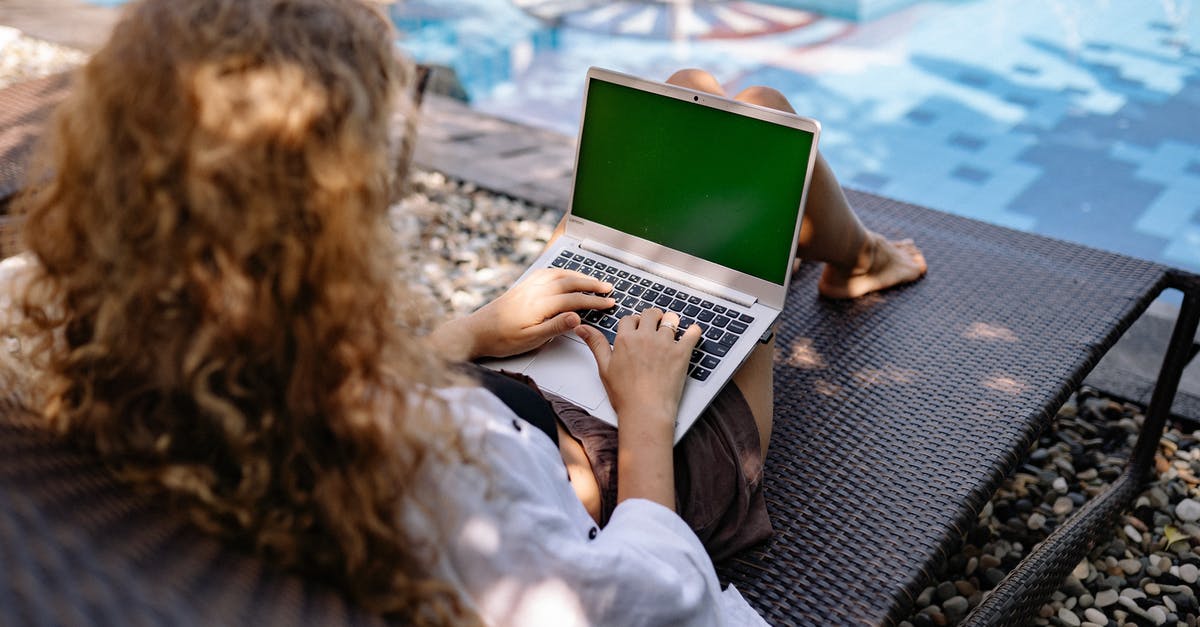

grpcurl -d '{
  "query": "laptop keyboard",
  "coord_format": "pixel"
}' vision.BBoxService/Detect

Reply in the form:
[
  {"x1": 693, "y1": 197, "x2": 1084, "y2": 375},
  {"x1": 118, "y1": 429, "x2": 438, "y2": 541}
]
[{"x1": 548, "y1": 250, "x2": 755, "y2": 382}]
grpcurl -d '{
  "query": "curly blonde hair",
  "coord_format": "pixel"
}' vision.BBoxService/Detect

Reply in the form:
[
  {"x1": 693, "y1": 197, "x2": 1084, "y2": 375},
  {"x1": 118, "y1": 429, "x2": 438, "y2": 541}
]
[{"x1": 11, "y1": 0, "x2": 477, "y2": 622}]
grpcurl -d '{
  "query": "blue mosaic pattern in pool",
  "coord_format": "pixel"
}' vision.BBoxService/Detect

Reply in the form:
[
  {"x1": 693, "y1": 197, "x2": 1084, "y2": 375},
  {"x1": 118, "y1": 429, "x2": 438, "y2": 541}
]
[{"x1": 392, "y1": 1, "x2": 1200, "y2": 274}]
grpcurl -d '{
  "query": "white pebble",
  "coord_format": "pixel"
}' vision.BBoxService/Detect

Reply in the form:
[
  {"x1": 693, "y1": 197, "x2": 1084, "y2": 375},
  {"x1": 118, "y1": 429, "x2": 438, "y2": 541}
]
[
  {"x1": 1084, "y1": 607, "x2": 1107, "y2": 624},
  {"x1": 1123, "y1": 524, "x2": 1142, "y2": 543},
  {"x1": 1057, "y1": 607, "x2": 1081, "y2": 627},
  {"x1": 1120, "y1": 588, "x2": 1146, "y2": 600},
  {"x1": 1176, "y1": 498, "x2": 1200, "y2": 522},
  {"x1": 1179, "y1": 563, "x2": 1199, "y2": 584},
  {"x1": 1094, "y1": 589, "x2": 1119, "y2": 607},
  {"x1": 1053, "y1": 477, "x2": 1068, "y2": 492}
]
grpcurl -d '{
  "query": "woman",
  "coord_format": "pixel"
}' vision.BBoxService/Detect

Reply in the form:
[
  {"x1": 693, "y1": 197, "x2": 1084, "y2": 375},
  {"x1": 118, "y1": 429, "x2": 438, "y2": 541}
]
[{"x1": 5, "y1": 0, "x2": 924, "y2": 624}]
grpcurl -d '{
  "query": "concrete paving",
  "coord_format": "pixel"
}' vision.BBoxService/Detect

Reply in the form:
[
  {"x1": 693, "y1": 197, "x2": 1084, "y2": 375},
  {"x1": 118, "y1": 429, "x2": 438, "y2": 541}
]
[{"x1": 0, "y1": 1, "x2": 1196, "y2": 420}]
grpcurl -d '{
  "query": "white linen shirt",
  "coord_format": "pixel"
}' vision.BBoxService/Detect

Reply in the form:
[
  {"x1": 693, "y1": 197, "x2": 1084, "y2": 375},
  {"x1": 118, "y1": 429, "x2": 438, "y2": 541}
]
[{"x1": 406, "y1": 387, "x2": 767, "y2": 626}]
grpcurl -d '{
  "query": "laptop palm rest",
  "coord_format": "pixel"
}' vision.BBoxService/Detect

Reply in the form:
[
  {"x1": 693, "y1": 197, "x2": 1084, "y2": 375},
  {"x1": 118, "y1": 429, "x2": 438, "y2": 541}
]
[{"x1": 522, "y1": 336, "x2": 606, "y2": 410}]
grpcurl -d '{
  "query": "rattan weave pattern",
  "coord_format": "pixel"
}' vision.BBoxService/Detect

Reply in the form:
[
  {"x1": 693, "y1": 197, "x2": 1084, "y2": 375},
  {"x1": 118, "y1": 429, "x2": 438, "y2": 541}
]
[
  {"x1": 717, "y1": 190, "x2": 1168, "y2": 625},
  {"x1": 0, "y1": 73, "x2": 70, "y2": 207},
  {"x1": 0, "y1": 398, "x2": 387, "y2": 627}
]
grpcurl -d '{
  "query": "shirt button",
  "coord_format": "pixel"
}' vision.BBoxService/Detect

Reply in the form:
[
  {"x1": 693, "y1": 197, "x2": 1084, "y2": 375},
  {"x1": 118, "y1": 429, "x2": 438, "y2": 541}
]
[
  {"x1": 588, "y1": 527, "x2": 598, "y2": 540},
  {"x1": 511, "y1": 418, "x2": 522, "y2": 432}
]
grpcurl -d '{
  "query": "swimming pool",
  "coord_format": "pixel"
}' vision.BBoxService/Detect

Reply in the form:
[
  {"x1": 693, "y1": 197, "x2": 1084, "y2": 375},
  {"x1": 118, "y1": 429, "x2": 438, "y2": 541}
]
[{"x1": 392, "y1": 0, "x2": 1200, "y2": 275}]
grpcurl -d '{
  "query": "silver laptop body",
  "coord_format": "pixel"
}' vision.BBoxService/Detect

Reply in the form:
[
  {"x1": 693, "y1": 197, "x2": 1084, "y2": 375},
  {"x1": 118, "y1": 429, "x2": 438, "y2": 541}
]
[{"x1": 482, "y1": 67, "x2": 821, "y2": 444}]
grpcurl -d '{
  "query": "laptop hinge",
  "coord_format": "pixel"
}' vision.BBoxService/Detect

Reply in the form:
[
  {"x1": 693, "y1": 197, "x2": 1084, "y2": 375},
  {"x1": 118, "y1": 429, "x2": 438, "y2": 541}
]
[{"x1": 578, "y1": 240, "x2": 757, "y2": 308}]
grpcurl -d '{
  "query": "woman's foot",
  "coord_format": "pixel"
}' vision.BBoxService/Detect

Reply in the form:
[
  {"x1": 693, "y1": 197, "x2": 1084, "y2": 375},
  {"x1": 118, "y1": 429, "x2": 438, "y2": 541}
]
[{"x1": 816, "y1": 232, "x2": 927, "y2": 299}]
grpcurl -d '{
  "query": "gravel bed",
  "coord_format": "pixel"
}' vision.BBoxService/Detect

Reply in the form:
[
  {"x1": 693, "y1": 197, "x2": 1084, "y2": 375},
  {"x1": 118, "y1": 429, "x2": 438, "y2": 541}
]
[
  {"x1": 5, "y1": 27, "x2": 1198, "y2": 626},
  {"x1": 0, "y1": 27, "x2": 86, "y2": 90},
  {"x1": 904, "y1": 389, "x2": 1200, "y2": 627},
  {"x1": 391, "y1": 169, "x2": 562, "y2": 317}
]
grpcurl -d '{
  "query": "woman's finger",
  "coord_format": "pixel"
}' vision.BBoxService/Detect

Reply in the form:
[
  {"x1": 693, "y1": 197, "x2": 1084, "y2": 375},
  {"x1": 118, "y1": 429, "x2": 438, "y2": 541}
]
[
  {"x1": 617, "y1": 311, "x2": 639, "y2": 333},
  {"x1": 638, "y1": 308, "x2": 664, "y2": 331},
  {"x1": 544, "y1": 292, "x2": 615, "y2": 316},
  {"x1": 552, "y1": 272, "x2": 612, "y2": 296},
  {"x1": 658, "y1": 312, "x2": 681, "y2": 335},
  {"x1": 576, "y1": 325, "x2": 612, "y2": 372},
  {"x1": 679, "y1": 323, "x2": 703, "y2": 349}
]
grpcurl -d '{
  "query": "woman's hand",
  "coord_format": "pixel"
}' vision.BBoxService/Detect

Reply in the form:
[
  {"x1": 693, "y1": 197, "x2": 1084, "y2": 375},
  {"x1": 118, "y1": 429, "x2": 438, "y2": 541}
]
[
  {"x1": 576, "y1": 309, "x2": 701, "y2": 423},
  {"x1": 576, "y1": 309, "x2": 702, "y2": 510},
  {"x1": 430, "y1": 268, "x2": 615, "y2": 361}
]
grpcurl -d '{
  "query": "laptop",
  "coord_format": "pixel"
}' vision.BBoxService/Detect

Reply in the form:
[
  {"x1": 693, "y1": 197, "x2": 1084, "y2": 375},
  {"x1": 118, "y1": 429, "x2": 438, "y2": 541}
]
[{"x1": 482, "y1": 67, "x2": 821, "y2": 444}]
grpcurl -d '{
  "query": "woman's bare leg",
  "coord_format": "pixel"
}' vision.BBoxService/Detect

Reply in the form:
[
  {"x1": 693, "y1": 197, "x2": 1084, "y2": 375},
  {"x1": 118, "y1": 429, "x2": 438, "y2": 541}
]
[{"x1": 729, "y1": 84, "x2": 926, "y2": 299}]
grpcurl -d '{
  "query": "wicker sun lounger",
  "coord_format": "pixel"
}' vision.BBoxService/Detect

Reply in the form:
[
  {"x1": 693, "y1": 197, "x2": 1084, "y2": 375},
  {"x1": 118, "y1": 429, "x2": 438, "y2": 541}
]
[{"x1": 2, "y1": 76, "x2": 1199, "y2": 626}]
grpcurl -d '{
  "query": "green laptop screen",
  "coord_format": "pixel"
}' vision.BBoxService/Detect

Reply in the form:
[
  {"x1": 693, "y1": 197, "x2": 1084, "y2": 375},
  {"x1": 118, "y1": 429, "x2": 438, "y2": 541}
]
[{"x1": 571, "y1": 77, "x2": 814, "y2": 285}]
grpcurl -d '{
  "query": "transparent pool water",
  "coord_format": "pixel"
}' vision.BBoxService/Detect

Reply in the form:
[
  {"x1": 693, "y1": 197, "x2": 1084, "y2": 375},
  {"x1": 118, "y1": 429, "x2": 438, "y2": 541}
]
[{"x1": 393, "y1": 0, "x2": 1200, "y2": 274}]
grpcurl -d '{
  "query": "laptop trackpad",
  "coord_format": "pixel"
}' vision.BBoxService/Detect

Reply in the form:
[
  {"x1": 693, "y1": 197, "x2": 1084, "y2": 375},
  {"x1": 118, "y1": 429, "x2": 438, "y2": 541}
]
[{"x1": 524, "y1": 336, "x2": 606, "y2": 410}]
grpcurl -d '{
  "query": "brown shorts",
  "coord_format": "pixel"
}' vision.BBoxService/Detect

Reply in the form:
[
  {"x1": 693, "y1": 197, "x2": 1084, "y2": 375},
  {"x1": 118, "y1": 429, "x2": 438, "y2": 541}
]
[{"x1": 546, "y1": 383, "x2": 773, "y2": 563}]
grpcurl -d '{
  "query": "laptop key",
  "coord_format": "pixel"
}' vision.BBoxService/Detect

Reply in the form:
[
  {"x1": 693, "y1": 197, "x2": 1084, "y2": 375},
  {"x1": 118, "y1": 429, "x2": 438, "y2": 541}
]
[
  {"x1": 713, "y1": 304, "x2": 727, "y2": 314},
  {"x1": 617, "y1": 270, "x2": 629, "y2": 279},
  {"x1": 565, "y1": 261, "x2": 581, "y2": 271},
  {"x1": 683, "y1": 304, "x2": 701, "y2": 317},
  {"x1": 690, "y1": 367, "x2": 711, "y2": 382},
  {"x1": 640, "y1": 278, "x2": 653, "y2": 287},
  {"x1": 584, "y1": 310, "x2": 604, "y2": 323},
  {"x1": 691, "y1": 349, "x2": 703, "y2": 365},
  {"x1": 551, "y1": 257, "x2": 567, "y2": 267},
  {"x1": 687, "y1": 296, "x2": 701, "y2": 305},
  {"x1": 582, "y1": 258, "x2": 595, "y2": 266},
  {"x1": 570, "y1": 253, "x2": 584, "y2": 261},
  {"x1": 663, "y1": 287, "x2": 676, "y2": 296},
  {"x1": 599, "y1": 315, "x2": 619, "y2": 329},
  {"x1": 616, "y1": 308, "x2": 633, "y2": 319},
  {"x1": 652, "y1": 283, "x2": 665, "y2": 291},
  {"x1": 700, "y1": 340, "x2": 730, "y2": 357},
  {"x1": 712, "y1": 315, "x2": 731, "y2": 328},
  {"x1": 727, "y1": 320, "x2": 749, "y2": 334},
  {"x1": 615, "y1": 280, "x2": 631, "y2": 292},
  {"x1": 701, "y1": 355, "x2": 720, "y2": 369},
  {"x1": 697, "y1": 309, "x2": 715, "y2": 322},
  {"x1": 621, "y1": 295, "x2": 639, "y2": 308},
  {"x1": 628, "y1": 285, "x2": 644, "y2": 297},
  {"x1": 739, "y1": 313, "x2": 755, "y2": 324},
  {"x1": 669, "y1": 298, "x2": 687, "y2": 312},
  {"x1": 655, "y1": 293, "x2": 674, "y2": 308},
  {"x1": 643, "y1": 290, "x2": 661, "y2": 303},
  {"x1": 704, "y1": 327, "x2": 723, "y2": 341},
  {"x1": 701, "y1": 299, "x2": 716, "y2": 309}
]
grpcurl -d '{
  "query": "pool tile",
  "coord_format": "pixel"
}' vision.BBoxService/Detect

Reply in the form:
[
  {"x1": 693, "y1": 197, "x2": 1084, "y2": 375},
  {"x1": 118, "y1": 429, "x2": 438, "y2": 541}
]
[
  {"x1": 950, "y1": 165, "x2": 991, "y2": 184},
  {"x1": 905, "y1": 109, "x2": 937, "y2": 125},
  {"x1": 851, "y1": 171, "x2": 890, "y2": 191},
  {"x1": 948, "y1": 133, "x2": 985, "y2": 151}
]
